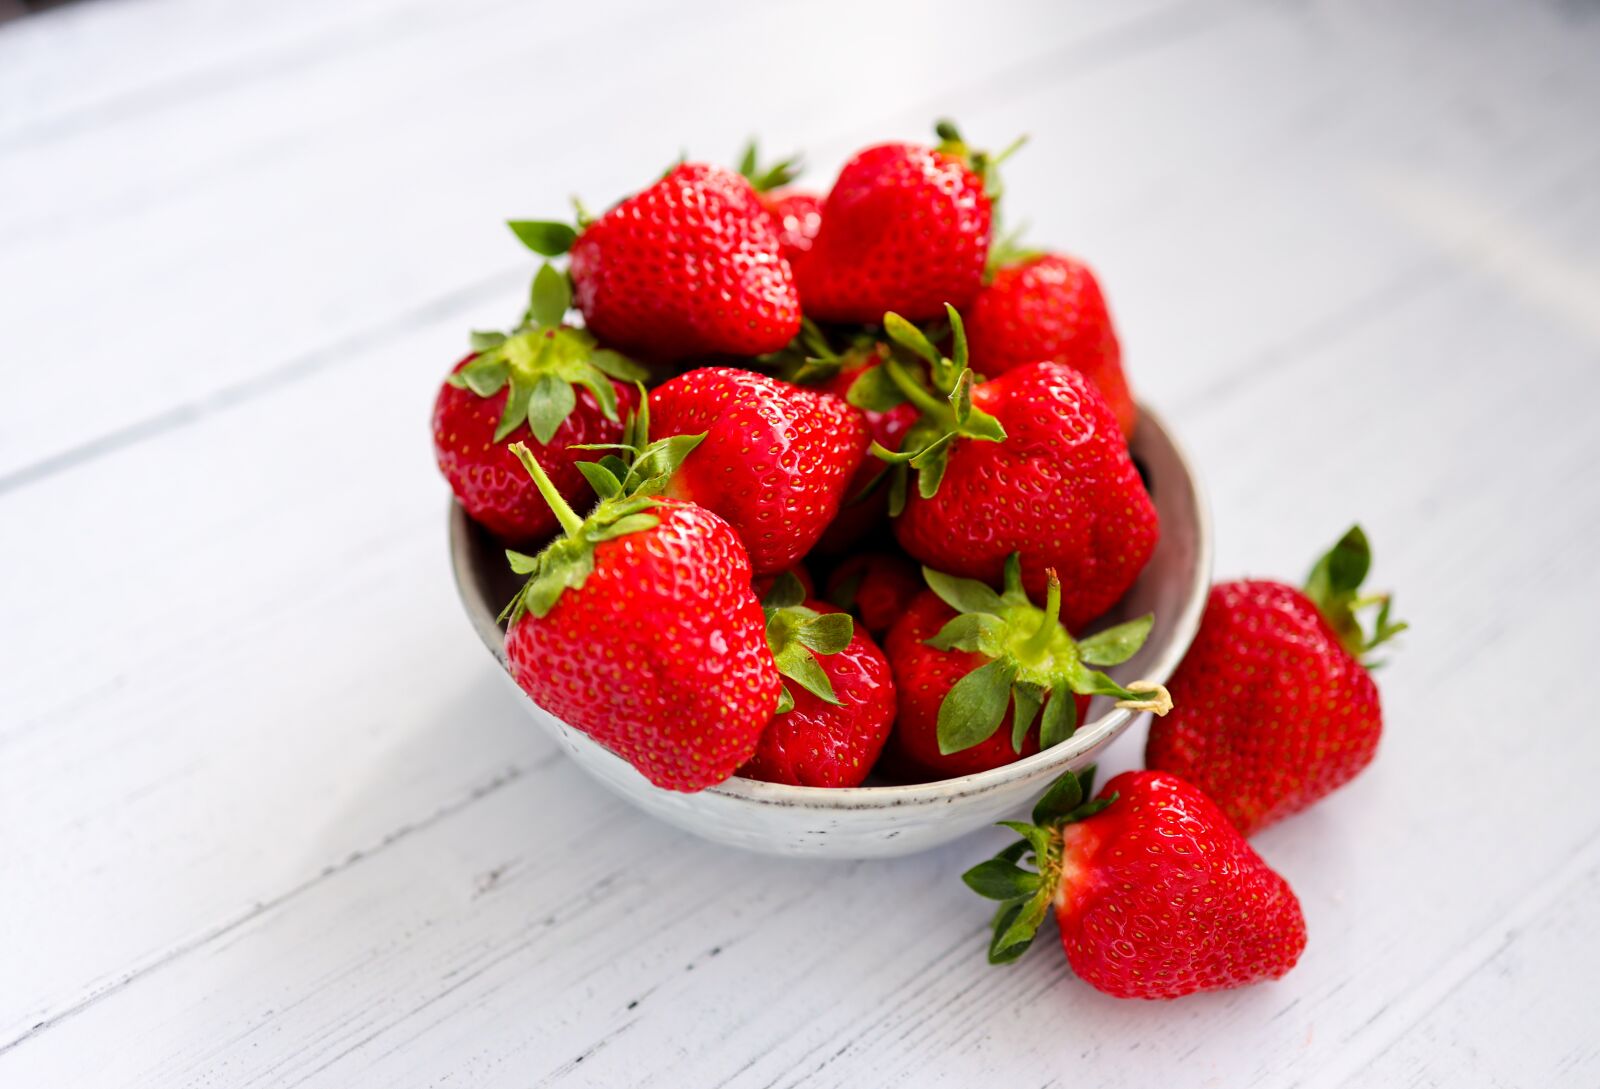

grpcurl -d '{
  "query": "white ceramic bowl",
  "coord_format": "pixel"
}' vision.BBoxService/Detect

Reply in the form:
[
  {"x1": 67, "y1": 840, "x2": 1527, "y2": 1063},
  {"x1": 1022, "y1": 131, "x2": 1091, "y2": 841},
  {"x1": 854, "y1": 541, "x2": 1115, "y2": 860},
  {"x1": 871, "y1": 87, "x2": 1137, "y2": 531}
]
[{"x1": 449, "y1": 405, "x2": 1210, "y2": 859}]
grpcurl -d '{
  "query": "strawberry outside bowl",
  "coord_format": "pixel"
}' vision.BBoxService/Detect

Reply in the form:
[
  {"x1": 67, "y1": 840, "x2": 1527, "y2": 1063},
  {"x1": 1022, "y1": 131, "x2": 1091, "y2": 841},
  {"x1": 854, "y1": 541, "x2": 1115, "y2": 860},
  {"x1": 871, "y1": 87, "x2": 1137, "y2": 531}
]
[{"x1": 448, "y1": 404, "x2": 1211, "y2": 859}]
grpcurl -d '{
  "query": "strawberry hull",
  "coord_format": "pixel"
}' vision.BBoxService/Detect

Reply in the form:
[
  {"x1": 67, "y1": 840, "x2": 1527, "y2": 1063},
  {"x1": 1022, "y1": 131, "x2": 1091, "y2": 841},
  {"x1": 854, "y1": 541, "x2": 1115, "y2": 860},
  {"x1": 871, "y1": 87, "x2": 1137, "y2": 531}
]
[
  {"x1": 895, "y1": 363, "x2": 1158, "y2": 632},
  {"x1": 739, "y1": 603, "x2": 896, "y2": 788}
]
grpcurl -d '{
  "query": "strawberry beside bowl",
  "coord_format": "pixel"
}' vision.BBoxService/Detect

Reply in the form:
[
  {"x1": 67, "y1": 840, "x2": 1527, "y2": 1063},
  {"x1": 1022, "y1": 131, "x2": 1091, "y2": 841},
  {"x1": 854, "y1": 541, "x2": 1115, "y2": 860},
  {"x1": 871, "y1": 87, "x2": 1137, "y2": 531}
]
[{"x1": 449, "y1": 405, "x2": 1209, "y2": 859}]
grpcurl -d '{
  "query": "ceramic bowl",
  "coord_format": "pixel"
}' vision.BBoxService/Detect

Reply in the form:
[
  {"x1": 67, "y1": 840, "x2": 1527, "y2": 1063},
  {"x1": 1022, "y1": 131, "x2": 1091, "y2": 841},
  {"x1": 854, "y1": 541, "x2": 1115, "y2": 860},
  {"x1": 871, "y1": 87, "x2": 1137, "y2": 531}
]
[{"x1": 449, "y1": 405, "x2": 1210, "y2": 859}]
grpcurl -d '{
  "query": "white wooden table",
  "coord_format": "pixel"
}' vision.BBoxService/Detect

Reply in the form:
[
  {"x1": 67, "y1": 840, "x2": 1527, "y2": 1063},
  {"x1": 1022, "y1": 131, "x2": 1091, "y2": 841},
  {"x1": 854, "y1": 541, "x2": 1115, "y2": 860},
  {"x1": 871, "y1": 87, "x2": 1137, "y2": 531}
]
[{"x1": 4, "y1": 1, "x2": 1599, "y2": 1084}]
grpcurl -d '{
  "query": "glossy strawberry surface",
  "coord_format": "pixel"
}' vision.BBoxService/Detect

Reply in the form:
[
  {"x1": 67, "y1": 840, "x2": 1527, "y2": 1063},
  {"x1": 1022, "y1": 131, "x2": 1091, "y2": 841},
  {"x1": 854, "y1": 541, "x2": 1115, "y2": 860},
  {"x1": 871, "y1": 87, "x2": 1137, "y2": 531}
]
[
  {"x1": 432, "y1": 355, "x2": 636, "y2": 548},
  {"x1": 739, "y1": 602, "x2": 896, "y2": 788},
  {"x1": 505, "y1": 500, "x2": 780, "y2": 793},
  {"x1": 793, "y1": 142, "x2": 991, "y2": 323},
  {"x1": 649, "y1": 368, "x2": 868, "y2": 575},
  {"x1": 964, "y1": 254, "x2": 1137, "y2": 438},
  {"x1": 1146, "y1": 580, "x2": 1383, "y2": 835},
  {"x1": 882, "y1": 591, "x2": 1086, "y2": 780},
  {"x1": 1055, "y1": 771, "x2": 1307, "y2": 999},
  {"x1": 569, "y1": 163, "x2": 801, "y2": 361},
  {"x1": 894, "y1": 362, "x2": 1157, "y2": 632},
  {"x1": 824, "y1": 551, "x2": 922, "y2": 639},
  {"x1": 760, "y1": 189, "x2": 824, "y2": 264}
]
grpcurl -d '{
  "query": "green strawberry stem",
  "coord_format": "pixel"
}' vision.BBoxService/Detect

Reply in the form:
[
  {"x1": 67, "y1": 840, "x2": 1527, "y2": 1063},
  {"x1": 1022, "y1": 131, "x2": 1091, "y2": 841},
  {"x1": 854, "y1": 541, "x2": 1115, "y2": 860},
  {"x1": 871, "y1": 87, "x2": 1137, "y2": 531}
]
[
  {"x1": 498, "y1": 435, "x2": 684, "y2": 624},
  {"x1": 1019, "y1": 571, "x2": 1063, "y2": 660},
  {"x1": 882, "y1": 357, "x2": 957, "y2": 426},
  {"x1": 508, "y1": 443, "x2": 584, "y2": 538}
]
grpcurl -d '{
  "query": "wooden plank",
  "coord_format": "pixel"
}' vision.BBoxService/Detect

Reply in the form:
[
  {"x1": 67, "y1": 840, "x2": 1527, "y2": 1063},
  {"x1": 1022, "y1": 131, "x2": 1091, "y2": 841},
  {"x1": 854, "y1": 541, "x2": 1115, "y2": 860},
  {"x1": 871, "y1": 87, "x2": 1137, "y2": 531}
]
[{"x1": 1327, "y1": 846, "x2": 1600, "y2": 1089}]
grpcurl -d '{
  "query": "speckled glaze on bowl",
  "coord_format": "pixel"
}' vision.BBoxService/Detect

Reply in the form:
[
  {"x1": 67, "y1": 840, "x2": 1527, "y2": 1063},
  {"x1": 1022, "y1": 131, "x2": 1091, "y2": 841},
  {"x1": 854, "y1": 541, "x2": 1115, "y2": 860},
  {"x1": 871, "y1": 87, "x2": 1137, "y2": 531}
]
[{"x1": 449, "y1": 405, "x2": 1210, "y2": 858}]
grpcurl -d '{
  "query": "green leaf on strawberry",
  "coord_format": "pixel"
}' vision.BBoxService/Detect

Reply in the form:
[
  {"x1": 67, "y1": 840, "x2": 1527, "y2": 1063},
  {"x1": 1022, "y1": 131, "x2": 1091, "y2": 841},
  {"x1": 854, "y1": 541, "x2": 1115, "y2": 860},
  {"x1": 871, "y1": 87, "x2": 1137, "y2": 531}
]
[
  {"x1": 866, "y1": 304, "x2": 1008, "y2": 513},
  {"x1": 507, "y1": 220, "x2": 577, "y2": 256},
  {"x1": 499, "y1": 411, "x2": 708, "y2": 623},
  {"x1": 922, "y1": 555, "x2": 1172, "y2": 756},
  {"x1": 1304, "y1": 524, "x2": 1409, "y2": 663},
  {"x1": 761, "y1": 572, "x2": 857, "y2": 711},
  {"x1": 447, "y1": 262, "x2": 647, "y2": 445},
  {"x1": 736, "y1": 140, "x2": 804, "y2": 193}
]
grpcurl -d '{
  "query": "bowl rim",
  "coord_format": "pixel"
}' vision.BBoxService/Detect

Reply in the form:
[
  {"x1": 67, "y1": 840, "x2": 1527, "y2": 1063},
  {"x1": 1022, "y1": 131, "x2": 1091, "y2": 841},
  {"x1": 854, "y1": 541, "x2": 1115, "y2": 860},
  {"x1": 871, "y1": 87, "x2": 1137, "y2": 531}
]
[{"x1": 449, "y1": 403, "x2": 1211, "y2": 810}]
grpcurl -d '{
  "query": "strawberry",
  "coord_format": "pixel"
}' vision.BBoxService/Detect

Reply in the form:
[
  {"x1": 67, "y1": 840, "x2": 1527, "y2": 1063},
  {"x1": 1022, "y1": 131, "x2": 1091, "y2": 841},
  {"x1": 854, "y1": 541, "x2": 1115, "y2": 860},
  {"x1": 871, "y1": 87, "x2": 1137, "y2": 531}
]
[
  {"x1": 499, "y1": 440, "x2": 781, "y2": 792},
  {"x1": 508, "y1": 163, "x2": 800, "y2": 362},
  {"x1": 882, "y1": 557, "x2": 1170, "y2": 781},
  {"x1": 856, "y1": 307, "x2": 1158, "y2": 631},
  {"x1": 738, "y1": 574, "x2": 896, "y2": 788},
  {"x1": 432, "y1": 264, "x2": 645, "y2": 547},
  {"x1": 823, "y1": 551, "x2": 921, "y2": 638},
  {"x1": 736, "y1": 141, "x2": 823, "y2": 265},
  {"x1": 964, "y1": 253, "x2": 1138, "y2": 439},
  {"x1": 791, "y1": 121, "x2": 1002, "y2": 323},
  {"x1": 963, "y1": 767, "x2": 1307, "y2": 999},
  {"x1": 762, "y1": 190, "x2": 824, "y2": 264},
  {"x1": 648, "y1": 367, "x2": 868, "y2": 575},
  {"x1": 1145, "y1": 526, "x2": 1406, "y2": 835}
]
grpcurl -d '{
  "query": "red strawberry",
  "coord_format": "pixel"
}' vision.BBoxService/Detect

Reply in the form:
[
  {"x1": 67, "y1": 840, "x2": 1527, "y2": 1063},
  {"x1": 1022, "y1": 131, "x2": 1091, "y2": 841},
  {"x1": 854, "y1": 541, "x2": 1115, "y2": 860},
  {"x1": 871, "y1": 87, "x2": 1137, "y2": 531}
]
[
  {"x1": 792, "y1": 122, "x2": 998, "y2": 323},
  {"x1": 1146, "y1": 526, "x2": 1405, "y2": 835},
  {"x1": 762, "y1": 190, "x2": 823, "y2": 263},
  {"x1": 432, "y1": 265, "x2": 645, "y2": 548},
  {"x1": 738, "y1": 575, "x2": 896, "y2": 788},
  {"x1": 509, "y1": 163, "x2": 799, "y2": 362},
  {"x1": 823, "y1": 551, "x2": 922, "y2": 638},
  {"x1": 964, "y1": 767, "x2": 1307, "y2": 999},
  {"x1": 964, "y1": 253, "x2": 1138, "y2": 439},
  {"x1": 736, "y1": 142, "x2": 822, "y2": 265},
  {"x1": 857, "y1": 308, "x2": 1158, "y2": 631},
  {"x1": 500, "y1": 442, "x2": 781, "y2": 792},
  {"x1": 882, "y1": 559, "x2": 1170, "y2": 781},
  {"x1": 648, "y1": 367, "x2": 868, "y2": 575}
]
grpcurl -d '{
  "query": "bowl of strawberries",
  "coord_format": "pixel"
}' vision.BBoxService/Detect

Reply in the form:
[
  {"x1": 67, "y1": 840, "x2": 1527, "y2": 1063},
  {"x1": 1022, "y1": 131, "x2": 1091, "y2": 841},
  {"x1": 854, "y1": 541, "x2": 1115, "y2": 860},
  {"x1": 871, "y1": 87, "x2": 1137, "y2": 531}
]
[{"x1": 438, "y1": 122, "x2": 1211, "y2": 858}]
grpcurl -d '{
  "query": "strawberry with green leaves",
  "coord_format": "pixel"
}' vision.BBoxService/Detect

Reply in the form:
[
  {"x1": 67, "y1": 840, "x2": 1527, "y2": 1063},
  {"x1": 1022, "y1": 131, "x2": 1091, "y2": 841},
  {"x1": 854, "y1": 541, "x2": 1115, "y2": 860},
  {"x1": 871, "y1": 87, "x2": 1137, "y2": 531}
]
[
  {"x1": 509, "y1": 162, "x2": 800, "y2": 362},
  {"x1": 882, "y1": 557, "x2": 1171, "y2": 781},
  {"x1": 792, "y1": 121, "x2": 1007, "y2": 323},
  {"x1": 964, "y1": 252, "x2": 1137, "y2": 439},
  {"x1": 1146, "y1": 526, "x2": 1406, "y2": 835},
  {"x1": 770, "y1": 324, "x2": 917, "y2": 553},
  {"x1": 432, "y1": 264, "x2": 645, "y2": 547},
  {"x1": 738, "y1": 574, "x2": 897, "y2": 788},
  {"x1": 647, "y1": 367, "x2": 868, "y2": 575},
  {"x1": 737, "y1": 142, "x2": 823, "y2": 265},
  {"x1": 856, "y1": 307, "x2": 1158, "y2": 631},
  {"x1": 500, "y1": 437, "x2": 781, "y2": 793},
  {"x1": 963, "y1": 766, "x2": 1307, "y2": 999}
]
